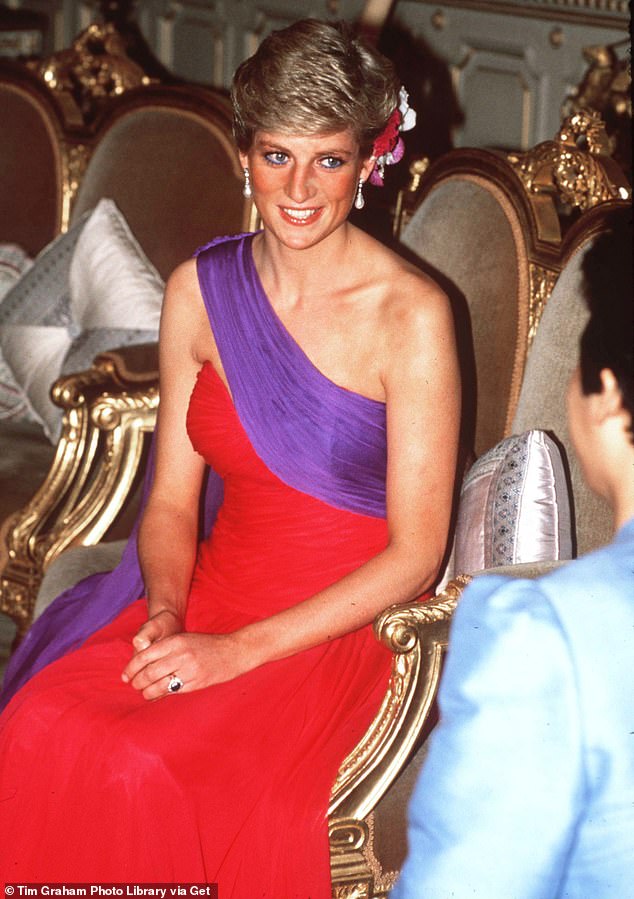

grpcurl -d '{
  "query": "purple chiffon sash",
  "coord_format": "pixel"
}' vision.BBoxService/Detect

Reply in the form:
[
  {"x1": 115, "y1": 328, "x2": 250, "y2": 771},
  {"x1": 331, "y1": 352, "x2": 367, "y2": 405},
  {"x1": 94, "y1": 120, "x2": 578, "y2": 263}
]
[
  {"x1": 1, "y1": 233, "x2": 388, "y2": 709},
  {"x1": 196, "y1": 234, "x2": 387, "y2": 518}
]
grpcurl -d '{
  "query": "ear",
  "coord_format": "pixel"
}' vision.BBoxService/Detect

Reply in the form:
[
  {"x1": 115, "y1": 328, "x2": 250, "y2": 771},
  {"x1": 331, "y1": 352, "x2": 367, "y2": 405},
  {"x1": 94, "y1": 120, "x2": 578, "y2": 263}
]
[
  {"x1": 360, "y1": 155, "x2": 376, "y2": 183},
  {"x1": 238, "y1": 150, "x2": 249, "y2": 170},
  {"x1": 596, "y1": 368, "x2": 626, "y2": 421}
]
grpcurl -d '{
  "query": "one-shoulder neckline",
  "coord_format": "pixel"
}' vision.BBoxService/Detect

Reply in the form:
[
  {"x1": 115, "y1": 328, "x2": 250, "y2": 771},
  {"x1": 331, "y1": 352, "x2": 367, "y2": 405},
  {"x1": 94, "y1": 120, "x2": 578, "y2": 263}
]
[{"x1": 243, "y1": 234, "x2": 386, "y2": 410}]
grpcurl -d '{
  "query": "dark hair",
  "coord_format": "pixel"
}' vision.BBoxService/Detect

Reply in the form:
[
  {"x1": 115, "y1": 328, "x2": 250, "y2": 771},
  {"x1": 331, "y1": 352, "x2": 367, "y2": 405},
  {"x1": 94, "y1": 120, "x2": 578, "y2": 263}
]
[
  {"x1": 231, "y1": 19, "x2": 399, "y2": 155},
  {"x1": 580, "y1": 205, "x2": 633, "y2": 441}
]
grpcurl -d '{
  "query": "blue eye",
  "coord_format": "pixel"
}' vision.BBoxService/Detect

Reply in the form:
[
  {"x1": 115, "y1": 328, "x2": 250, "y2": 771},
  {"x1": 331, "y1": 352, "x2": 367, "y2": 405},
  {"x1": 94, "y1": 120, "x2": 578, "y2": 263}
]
[
  {"x1": 264, "y1": 152, "x2": 288, "y2": 165},
  {"x1": 320, "y1": 156, "x2": 344, "y2": 169}
]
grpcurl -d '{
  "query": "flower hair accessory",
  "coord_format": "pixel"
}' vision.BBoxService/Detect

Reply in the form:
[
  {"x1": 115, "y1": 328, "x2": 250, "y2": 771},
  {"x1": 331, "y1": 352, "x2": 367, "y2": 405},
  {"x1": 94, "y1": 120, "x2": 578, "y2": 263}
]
[{"x1": 370, "y1": 87, "x2": 417, "y2": 186}]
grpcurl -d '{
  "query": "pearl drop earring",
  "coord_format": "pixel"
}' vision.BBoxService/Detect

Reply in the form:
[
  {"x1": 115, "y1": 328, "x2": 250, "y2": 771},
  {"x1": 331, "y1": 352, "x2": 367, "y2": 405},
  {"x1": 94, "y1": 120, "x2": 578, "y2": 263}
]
[
  {"x1": 354, "y1": 178, "x2": 365, "y2": 211},
  {"x1": 243, "y1": 167, "x2": 252, "y2": 199}
]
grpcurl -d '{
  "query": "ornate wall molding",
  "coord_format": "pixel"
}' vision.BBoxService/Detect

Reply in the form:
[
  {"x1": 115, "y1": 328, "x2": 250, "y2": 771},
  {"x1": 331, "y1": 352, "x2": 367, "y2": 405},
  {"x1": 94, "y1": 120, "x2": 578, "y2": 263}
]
[{"x1": 410, "y1": 0, "x2": 629, "y2": 29}]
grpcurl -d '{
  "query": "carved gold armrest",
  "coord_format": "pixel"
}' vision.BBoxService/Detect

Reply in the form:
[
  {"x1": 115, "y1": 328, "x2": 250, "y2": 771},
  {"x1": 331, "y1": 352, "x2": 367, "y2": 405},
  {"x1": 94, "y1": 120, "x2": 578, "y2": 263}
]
[
  {"x1": 328, "y1": 575, "x2": 471, "y2": 895},
  {"x1": 329, "y1": 574, "x2": 470, "y2": 819},
  {"x1": 0, "y1": 348, "x2": 159, "y2": 633}
]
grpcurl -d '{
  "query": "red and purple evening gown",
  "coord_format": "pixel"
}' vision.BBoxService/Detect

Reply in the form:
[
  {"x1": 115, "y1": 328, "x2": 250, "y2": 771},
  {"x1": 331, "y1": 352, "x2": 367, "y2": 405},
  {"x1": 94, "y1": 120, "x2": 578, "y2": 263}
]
[{"x1": 0, "y1": 235, "x2": 394, "y2": 895}]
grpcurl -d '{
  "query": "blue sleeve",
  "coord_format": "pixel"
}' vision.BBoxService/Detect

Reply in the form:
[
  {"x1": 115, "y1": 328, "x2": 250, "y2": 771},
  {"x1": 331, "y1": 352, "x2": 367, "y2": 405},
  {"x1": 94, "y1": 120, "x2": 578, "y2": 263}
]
[{"x1": 391, "y1": 576, "x2": 583, "y2": 899}]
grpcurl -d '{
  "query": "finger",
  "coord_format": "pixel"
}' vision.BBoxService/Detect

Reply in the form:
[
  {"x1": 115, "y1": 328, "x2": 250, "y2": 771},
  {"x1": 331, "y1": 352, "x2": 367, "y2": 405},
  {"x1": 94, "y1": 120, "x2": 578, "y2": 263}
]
[
  {"x1": 132, "y1": 620, "x2": 162, "y2": 652},
  {"x1": 121, "y1": 642, "x2": 165, "y2": 683},
  {"x1": 132, "y1": 632, "x2": 153, "y2": 652},
  {"x1": 129, "y1": 657, "x2": 176, "y2": 692},
  {"x1": 143, "y1": 672, "x2": 188, "y2": 702},
  {"x1": 122, "y1": 633, "x2": 188, "y2": 686}
]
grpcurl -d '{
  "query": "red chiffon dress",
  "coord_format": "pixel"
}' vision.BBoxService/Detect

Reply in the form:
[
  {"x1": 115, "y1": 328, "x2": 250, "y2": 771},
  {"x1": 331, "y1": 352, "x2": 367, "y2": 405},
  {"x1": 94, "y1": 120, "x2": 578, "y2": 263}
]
[{"x1": 0, "y1": 237, "x2": 394, "y2": 895}]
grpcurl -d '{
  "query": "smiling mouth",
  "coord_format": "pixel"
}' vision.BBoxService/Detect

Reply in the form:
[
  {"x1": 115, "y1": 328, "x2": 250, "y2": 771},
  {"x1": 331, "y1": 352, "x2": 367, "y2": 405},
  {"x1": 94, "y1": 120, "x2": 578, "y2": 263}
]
[{"x1": 280, "y1": 207, "x2": 322, "y2": 225}]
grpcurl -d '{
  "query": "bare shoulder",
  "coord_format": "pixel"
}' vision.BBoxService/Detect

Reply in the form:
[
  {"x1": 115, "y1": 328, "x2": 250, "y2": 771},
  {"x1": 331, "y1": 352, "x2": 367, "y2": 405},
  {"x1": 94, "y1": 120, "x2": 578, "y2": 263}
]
[
  {"x1": 162, "y1": 257, "x2": 207, "y2": 323},
  {"x1": 164, "y1": 257, "x2": 200, "y2": 302},
  {"x1": 381, "y1": 265, "x2": 459, "y2": 414},
  {"x1": 161, "y1": 257, "x2": 213, "y2": 363},
  {"x1": 357, "y1": 233, "x2": 452, "y2": 347}
]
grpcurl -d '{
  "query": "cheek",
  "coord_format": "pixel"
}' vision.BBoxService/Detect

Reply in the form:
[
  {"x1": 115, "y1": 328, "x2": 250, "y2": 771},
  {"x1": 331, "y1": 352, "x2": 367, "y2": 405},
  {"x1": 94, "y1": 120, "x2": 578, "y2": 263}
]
[
  {"x1": 566, "y1": 369, "x2": 583, "y2": 425},
  {"x1": 566, "y1": 375, "x2": 594, "y2": 475},
  {"x1": 566, "y1": 384, "x2": 581, "y2": 444},
  {"x1": 250, "y1": 165, "x2": 283, "y2": 193},
  {"x1": 329, "y1": 171, "x2": 360, "y2": 200}
]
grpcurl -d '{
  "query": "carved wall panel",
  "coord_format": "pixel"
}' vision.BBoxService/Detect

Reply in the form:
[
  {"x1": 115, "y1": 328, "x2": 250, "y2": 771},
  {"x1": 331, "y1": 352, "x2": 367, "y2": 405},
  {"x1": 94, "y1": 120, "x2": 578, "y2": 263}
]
[
  {"x1": 151, "y1": 1, "x2": 226, "y2": 85},
  {"x1": 393, "y1": 0, "x2": 628, "y2": 150},
  {"x1": 453, "y1": 40, "x2": 540, "y2": 149}
]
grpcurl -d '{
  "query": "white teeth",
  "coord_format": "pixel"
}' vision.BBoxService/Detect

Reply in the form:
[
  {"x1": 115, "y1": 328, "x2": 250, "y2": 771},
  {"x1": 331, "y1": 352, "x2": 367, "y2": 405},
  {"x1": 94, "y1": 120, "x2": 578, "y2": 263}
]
[{"x1": 283, "y1": 208, "x2": 317, "y2": 220}]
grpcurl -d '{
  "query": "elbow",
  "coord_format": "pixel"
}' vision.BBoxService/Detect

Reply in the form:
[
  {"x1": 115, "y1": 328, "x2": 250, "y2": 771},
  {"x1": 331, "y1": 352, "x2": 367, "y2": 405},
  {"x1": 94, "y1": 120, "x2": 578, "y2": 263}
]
[{"x1": 388, "y1": 538, "x2": 446, "y2": 599}]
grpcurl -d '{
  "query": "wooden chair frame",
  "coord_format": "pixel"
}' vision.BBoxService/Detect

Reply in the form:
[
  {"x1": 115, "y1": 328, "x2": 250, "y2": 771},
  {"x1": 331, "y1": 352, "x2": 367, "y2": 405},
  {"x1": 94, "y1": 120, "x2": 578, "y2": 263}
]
[{"x1": 0, "y1": 58, "x2": 84, "y2": 255}]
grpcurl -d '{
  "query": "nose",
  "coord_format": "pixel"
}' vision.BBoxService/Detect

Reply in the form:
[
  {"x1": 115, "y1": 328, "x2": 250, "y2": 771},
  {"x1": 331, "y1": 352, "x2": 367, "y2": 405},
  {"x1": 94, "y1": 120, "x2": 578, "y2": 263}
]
[{"x1": 285, "y1": 162, "x2": 315, "y2": 204}]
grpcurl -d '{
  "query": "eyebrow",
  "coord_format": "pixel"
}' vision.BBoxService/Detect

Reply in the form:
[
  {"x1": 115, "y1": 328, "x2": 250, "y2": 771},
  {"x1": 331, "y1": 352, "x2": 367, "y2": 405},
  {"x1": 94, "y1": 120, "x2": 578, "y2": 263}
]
[{"x1": 255, "y1": 138, "x2": 355, "y2": 157}]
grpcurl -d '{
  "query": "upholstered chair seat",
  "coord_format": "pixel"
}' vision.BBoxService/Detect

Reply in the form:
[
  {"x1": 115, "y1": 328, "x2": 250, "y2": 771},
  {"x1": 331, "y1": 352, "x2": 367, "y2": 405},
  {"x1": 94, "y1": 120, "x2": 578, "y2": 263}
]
[{"x1": 0, "y1": 75, "x2": 254, "y2": 634}]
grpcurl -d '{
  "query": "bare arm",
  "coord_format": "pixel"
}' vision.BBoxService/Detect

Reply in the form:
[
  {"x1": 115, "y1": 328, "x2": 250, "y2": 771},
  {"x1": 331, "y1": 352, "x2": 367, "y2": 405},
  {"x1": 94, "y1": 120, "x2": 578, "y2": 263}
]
[
  {"x1": 123, "y1": 270, "x2": 460, "y2": 697},
  {"x1": 131, "y1": 260, "x2": 207, "y2": 649},
  {"x1": 237, "y1": 273, "x2": 460, "y2": 660}
]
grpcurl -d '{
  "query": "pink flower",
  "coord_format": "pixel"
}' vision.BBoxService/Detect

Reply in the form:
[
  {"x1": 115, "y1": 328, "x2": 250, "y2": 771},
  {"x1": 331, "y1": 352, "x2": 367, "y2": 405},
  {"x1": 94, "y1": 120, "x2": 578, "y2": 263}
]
[{"x1": 372, "y1": 109, "x2": 402, "y2": 160}]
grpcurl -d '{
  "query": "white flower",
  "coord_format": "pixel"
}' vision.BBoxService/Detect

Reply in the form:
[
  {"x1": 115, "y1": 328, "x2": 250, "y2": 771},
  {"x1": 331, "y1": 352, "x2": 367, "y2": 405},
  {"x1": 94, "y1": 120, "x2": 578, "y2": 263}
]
[{"x1": 398, "y1": 87, "x2": 417, "y2": 132}]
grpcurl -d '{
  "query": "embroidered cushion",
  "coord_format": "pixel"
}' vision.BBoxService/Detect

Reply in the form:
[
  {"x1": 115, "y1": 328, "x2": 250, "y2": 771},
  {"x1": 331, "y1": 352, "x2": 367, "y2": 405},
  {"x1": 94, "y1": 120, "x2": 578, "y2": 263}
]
[{"x1": 453, "y1": 429, "x2": 573, "y2": 574}]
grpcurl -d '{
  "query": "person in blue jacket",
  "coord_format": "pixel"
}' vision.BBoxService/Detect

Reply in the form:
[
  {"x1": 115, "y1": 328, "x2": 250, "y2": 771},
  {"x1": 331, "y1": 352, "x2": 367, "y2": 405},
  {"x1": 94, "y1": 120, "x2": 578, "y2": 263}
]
[{"x1": 392, "y1": 207, "x2": 633, "y2": 899}]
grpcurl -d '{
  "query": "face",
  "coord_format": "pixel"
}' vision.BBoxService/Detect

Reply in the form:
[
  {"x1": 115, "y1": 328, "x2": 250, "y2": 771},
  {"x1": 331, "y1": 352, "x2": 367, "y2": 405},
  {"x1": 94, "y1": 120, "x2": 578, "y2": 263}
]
[{"x1": 239, "y1": 128, "x2": 374, "y2": 251}]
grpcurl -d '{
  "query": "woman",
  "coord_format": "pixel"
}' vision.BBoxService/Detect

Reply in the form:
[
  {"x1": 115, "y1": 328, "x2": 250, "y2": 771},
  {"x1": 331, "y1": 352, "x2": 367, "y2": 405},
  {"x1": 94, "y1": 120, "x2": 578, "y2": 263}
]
[{"x1": 0, "y1": 19, "x2": 459, "y2": 895}]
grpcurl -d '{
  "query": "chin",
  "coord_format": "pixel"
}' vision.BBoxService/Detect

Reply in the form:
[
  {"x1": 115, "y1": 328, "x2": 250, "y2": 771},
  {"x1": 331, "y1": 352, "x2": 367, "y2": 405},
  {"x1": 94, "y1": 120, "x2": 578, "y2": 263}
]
[{"x1": 273, "y1": 224, "x2": 338, "y2": 251}]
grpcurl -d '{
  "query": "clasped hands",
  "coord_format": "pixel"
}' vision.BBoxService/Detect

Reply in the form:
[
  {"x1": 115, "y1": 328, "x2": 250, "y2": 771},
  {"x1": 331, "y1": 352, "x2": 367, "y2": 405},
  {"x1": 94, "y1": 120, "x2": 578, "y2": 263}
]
[{"x1": 121, "y1": 609, "x2": 248, "y2": 700}]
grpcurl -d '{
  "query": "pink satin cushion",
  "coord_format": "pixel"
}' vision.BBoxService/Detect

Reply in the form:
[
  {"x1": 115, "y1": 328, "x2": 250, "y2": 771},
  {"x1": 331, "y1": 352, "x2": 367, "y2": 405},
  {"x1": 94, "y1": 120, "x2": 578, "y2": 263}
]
[{"x1": 454, "y1": 429, "x2": 573, "y2": 574}]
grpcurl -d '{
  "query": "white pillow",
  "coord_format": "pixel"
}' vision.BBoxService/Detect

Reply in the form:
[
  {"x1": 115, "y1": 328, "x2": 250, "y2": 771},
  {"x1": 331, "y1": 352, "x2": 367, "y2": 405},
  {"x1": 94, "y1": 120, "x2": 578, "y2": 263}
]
[
  {"x1": 69, "y1": 198, "x2": 164, "y2": 330},
  {"x1": 453, "y1": 429, "x2": 573, "y2": 574},
  {"x1": 1, "y1": 325, "x2": 70, "y2": 430},
  {"x1": 0, "y1": 200, "x2": 164, "y2": 441}
]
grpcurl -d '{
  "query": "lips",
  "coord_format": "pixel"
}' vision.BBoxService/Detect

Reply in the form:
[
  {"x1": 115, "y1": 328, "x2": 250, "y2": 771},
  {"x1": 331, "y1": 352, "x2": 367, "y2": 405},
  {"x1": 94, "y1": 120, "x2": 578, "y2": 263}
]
[{"x1": 280, "y1": 207, "x2": 322, "y2": 225}]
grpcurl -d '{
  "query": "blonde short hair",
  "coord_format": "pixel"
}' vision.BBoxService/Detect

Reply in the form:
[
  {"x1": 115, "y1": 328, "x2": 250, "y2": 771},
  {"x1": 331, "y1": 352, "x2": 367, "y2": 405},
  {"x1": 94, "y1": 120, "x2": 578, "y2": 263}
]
[{"x1": 231, "y1": 19, "x2": 399, "y2": 155}]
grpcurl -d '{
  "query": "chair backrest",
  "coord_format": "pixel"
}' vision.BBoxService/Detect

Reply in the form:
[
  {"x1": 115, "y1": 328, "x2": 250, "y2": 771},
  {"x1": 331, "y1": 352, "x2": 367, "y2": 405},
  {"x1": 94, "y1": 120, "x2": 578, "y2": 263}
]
[
  {"x1": 398, "y1": 149, "x2": 561, "y2": 459},
  {"x1": 71, "y1": 84, "x2": 254, "y2": 280},
  {"x1": 0, "y1": 60, "x2": 81, "y2": 256},
  {"x1": 511, "y1": 200, "x2": 629, "y2": 556}
]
